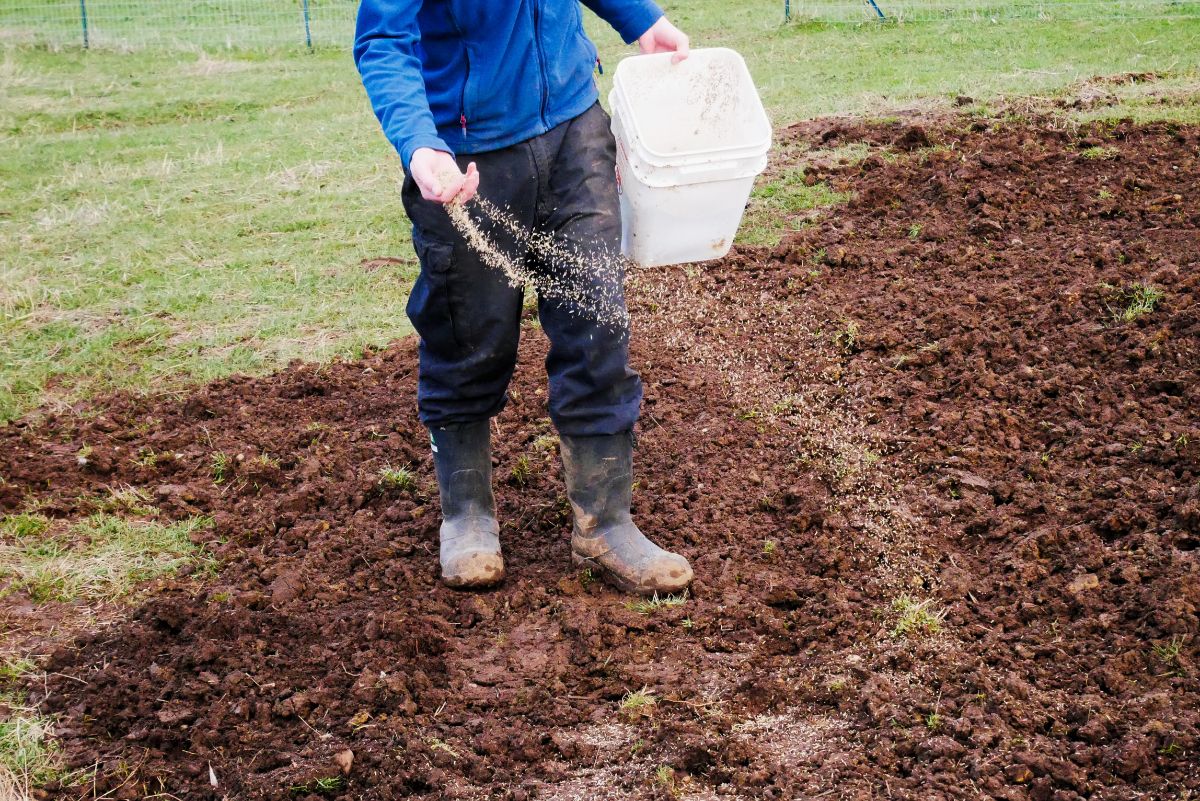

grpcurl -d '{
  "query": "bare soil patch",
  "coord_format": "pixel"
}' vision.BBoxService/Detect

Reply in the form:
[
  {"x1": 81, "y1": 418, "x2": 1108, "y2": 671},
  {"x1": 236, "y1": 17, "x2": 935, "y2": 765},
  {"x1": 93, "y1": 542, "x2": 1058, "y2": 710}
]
[{"x1": 2, "y1": 114, "x2": 1198, "y2": 800}]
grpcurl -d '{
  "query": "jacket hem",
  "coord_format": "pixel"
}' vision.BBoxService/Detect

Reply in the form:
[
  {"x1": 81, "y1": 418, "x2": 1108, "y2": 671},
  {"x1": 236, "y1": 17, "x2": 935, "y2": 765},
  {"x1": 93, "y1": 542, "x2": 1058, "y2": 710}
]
[{"x1": 437, "y1": 88, "x2": 600, "y2": 157}]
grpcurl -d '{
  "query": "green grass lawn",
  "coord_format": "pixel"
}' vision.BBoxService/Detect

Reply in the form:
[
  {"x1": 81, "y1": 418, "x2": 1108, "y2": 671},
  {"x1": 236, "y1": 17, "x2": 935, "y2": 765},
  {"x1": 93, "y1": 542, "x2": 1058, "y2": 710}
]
[{"x1": 2, "y1": 1, "x2": 1200, "y2": 422}]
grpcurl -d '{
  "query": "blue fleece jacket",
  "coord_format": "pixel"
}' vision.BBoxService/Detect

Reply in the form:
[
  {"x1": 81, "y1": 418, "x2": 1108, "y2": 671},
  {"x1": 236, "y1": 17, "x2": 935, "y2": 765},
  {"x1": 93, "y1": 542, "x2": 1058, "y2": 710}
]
[{"x1": 354, "y1": 0, "x2": 663, "y2": 171}]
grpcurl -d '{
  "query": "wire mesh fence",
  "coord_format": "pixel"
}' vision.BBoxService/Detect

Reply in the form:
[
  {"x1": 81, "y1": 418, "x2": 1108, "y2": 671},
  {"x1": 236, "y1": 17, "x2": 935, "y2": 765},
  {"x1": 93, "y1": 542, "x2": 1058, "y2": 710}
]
[
  {"x1": 786, "y1": 0, "x2": 1200, "y2": 21},
  {"x1": 0, "y1": 0, "x2": 357, "y2": 49},
  {"x1": 0, "y1": 0, "x2": 1196, "y2": 50}
]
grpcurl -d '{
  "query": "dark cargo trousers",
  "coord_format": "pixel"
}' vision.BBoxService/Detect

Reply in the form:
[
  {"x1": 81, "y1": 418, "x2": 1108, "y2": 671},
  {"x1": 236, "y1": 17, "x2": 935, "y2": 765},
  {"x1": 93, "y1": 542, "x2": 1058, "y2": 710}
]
[{"x1": 400, "y1": 102, "x2": 642, "y2": 437}]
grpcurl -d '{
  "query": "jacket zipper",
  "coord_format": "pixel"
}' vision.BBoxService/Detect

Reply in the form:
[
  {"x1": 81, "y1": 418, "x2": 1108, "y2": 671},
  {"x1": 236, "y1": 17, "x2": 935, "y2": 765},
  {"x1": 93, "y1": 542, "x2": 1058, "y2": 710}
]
[
  {"x1": 460, "y1": 55, "x2": 468, "y2": 137},
  {"x1": 460, "y1": 59, "x2": 469, "y2": 136},
  {"x1": 448, "y1": 6, "x2": 469, "y2": 138},
  {"x1": 531, "y1": 0, "x2": 549, "y2": 128}
]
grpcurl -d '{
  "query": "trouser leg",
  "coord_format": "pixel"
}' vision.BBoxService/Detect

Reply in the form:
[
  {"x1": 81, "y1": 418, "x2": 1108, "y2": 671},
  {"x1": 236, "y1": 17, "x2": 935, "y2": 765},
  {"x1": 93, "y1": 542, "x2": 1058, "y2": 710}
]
[
  {"x1": 402, "y1": 146, "x2": 539, "y2": 589},
  {"x1": 533, "y1": 104, "x2": 691, "y2": 595},
  {"x1": 532, "y1": 103, "x2": 643, "y2": 437},
  {"x1": 401, "y1": 146, "x2": 537, "y2": 429}
]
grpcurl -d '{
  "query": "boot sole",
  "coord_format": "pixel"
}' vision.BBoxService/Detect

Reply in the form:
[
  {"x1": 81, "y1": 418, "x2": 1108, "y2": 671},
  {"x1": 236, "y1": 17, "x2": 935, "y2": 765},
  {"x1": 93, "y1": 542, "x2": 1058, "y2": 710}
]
[
  {"x1": 571, "y1": 552, "x2": 689, "y2": 597},
  {"x1": 442, "y1": 568, "x2": 505, "y2": 590},
  {"x1": 442, "y1": 558, "x2": 505, "y2": 590}
]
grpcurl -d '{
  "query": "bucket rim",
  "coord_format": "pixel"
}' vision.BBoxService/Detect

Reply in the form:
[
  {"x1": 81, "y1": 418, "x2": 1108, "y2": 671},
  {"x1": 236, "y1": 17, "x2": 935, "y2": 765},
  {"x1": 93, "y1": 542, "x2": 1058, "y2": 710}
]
[
  {"x1": 611, "y1": 47, "x2": 773, "y2": 163},
  {"x1": 610, "y1": 90, "x2": 773, "y2": 168},
  {"x1": 610, "y1": 103, "x2": 769, "y2": 187},
  {"x1": 617, "y1": 144, "x2": 768, "y2": 189}
]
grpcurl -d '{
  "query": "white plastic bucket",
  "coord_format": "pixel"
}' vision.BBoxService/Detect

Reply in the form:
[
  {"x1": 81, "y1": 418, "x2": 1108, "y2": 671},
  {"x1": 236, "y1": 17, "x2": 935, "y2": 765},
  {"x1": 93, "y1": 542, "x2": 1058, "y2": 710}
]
[{"x1": 609, "y1": 47, "x2": 772, "y2": 267}]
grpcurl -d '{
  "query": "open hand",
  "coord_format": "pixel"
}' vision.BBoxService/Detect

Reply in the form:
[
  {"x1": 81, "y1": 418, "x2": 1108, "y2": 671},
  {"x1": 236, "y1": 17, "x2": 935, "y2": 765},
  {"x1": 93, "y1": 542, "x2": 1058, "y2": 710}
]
[
  {"x1": 638, "y1": 16, "x2": 689, "y2": 64},
  {"x1": 410, "y1": 148, "x2": 480, "y2": 204}
]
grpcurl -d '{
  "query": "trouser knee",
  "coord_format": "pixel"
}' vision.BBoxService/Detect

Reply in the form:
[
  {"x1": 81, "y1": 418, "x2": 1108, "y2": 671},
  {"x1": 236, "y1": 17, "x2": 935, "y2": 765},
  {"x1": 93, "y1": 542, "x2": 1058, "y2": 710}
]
[{"x1": 405, "y1": 225, "x2": 523, "y2": 428}]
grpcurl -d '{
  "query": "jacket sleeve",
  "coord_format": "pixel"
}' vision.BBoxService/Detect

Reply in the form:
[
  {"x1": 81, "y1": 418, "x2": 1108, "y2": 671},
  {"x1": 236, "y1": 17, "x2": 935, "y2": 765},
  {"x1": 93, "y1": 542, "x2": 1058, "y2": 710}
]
[
  {"x1": 353, "y1": 0, "x2": 451, "y2": 172},
  {"x1": 581, "y1": 0, "x2": 664, "y2": 44}
]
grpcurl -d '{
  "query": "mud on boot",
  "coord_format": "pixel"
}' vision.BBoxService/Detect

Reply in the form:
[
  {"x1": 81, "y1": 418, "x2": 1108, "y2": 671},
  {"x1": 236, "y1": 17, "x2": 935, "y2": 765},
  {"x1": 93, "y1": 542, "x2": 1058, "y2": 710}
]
[
  {"x1": 431, "y1": 421, "x2": 504, "y2": 589},
  {"x1": 559, "y1": 432, "x2": 693, "y2": 596}
]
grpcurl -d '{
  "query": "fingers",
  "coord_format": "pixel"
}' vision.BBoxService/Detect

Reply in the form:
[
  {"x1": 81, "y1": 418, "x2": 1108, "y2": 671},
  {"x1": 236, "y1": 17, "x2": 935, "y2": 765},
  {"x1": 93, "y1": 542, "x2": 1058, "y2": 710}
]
[
  {"x1": 670, "y1": 33, "x2": 690, "y2": 64},
  {"x1": 419, "y1": 175, "x2": 443, "y2": 202},
  {"x1": 637, "y1": 16, "x2": 663, "y2": 55},
  {"x1": 416, "y1": 167, "x2": 451, "y2": 203},
  {"x1": 421, "y1": 180, "x2": 459, "y2": 204},
  {"x1": 637, "y1": 19, "x2": 690, "y2": 62},
  {"x1": 638, "y1": 36, "x2": 674, "y2": 56},
  {"x1": 410, "y1": 148, "x2": 473, "y2": 204},
  {"x1": 421, "y1": 167, "x2": 465, "y2": 204},
  {"x1": 451, "y1": 161, "x2": 480, "y2": 204},
  {"x1": 420, "y1": 162, "x2": 479, "y2": 206},
  {"x1": 436, "y1": 173, "x2": 467, "y2": 204}
]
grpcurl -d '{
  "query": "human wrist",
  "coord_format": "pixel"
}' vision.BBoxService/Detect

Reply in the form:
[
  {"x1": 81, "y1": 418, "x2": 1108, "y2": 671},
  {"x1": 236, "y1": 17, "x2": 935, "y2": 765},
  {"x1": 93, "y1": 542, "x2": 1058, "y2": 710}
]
[{"x1": 400, "y1": 137, "x2": 454, "y2": 173}]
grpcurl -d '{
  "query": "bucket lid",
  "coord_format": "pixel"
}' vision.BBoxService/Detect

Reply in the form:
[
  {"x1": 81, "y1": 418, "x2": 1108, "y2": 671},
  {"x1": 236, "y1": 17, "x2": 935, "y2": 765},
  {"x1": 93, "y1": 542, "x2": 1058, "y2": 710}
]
[{"x1": 611, "y1": 48, "x2": 772, "y2": 165}]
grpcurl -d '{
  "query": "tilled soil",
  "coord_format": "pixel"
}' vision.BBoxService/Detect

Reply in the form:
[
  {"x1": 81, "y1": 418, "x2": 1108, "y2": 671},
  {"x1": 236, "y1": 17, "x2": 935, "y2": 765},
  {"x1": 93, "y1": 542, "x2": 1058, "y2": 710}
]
[{"x1": 2, "y1": 116, "x2": 1199, "y2": 800}]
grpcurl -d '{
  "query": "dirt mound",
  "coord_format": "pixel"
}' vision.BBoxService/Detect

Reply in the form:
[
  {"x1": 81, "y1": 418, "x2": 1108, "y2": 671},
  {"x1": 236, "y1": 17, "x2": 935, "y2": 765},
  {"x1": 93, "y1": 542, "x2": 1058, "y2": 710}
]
[
  {"x1": 2, "y1": 117, "x2": 1198, "y2": 800},
  {"x1": 785, "y1": 115, "x2": 934, "y2": 152}
]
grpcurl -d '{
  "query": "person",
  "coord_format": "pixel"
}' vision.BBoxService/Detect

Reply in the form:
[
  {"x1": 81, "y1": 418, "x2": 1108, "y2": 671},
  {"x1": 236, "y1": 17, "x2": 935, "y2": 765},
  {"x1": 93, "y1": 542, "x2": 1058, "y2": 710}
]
[{"x1": 354, "y1": 1, "x2": 694, "y2": 596}]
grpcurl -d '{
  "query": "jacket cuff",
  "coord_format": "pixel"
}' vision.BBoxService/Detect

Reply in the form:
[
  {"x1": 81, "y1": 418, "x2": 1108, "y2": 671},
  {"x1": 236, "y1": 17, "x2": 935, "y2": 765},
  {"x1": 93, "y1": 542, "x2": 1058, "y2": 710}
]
[
  {"x1": 399, "y1": 135, "x2": 455, "y2": 173},
  {"x1": 614, "y1": 2, "x2": 663, "y2": 44}
]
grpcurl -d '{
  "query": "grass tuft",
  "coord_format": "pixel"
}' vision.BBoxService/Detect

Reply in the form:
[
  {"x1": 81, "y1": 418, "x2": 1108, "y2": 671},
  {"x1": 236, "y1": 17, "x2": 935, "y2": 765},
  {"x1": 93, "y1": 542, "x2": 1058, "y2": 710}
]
[
  {"x1": 0, "y1": 686, "x2": 71, "y2": 796},
  {"x1": 1109, "y1": 283, "x2": 1164, "y2": 323},
  {"x1": 378, "y1": 464, "x2": 417, "y2": 493},
  {"x1": 832, "y1": 320, "x2": 861, "y2": 354},
  {"x1": 619, "y1": 688, "x2": 658, "y2": 718},
  {"x1": 98, "y1": 486, "x2": 155, "y2": 516},
  {"x1": 532, "y1": 433, "x2": 560, "y2": 453},
  {"x1": 253, "y1": 453, "x2": 280, "y2": 470},
  {"x1": 0, "y1": 660, "x2": 35, "y2": 683},
  {"x1": 0, "y1": 513, "x2": 213, "y2": 603},
  {"x1": 1153, "y1": 635, "x2": 1185, "y2": 669},
  {"x1": 625, "y1": 591, "x2": 689, "y2": 615},
  {"x1": 510, "y1": 455, "x2": 532, "y2": 487},
  {"x1": 210, "y1": 451, "x2": 231, "y2": 484},
  {"x1": 426, "y1": 738, "x2": 459, "y2": 758},
  {"x1": 0, "y1": 515, "x2": 49, "y2": 539},
  {"x1": 289, "y1": 775, "x2": 345, "y2": 794},
  {"x1": 740, "y1": 170, "x2": 851, "y2": 247},
  {"x1": 654, "y1": 765, "x2": 678, "y2": 797},
  {"x1": 0, "y1": 656, "x2": 65, "y2": 796},
  {"x1": 889, "y1": 594, "x2": 946, "y2": 638}
]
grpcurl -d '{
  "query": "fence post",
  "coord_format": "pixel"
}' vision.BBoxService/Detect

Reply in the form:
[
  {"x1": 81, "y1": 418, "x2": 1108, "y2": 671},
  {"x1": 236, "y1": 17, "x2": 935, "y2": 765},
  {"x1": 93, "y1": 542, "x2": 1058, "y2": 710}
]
[
  {"x1": 79, "y1": 0, "x2": 90, "y2": 48},
  {"x1": 302, "y1": 0, "x2": 313, "y2": 49}
]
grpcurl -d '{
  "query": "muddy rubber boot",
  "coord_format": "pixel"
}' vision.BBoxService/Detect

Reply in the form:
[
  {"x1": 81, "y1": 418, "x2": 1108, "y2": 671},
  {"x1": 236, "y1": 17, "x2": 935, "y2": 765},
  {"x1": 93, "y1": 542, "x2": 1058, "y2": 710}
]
[
  {"x1": 559, "y1": 433, "x2": 693, "y2": 596},
  {"x1": 431, "y1": 422, "x2": 504, "y2": 589}
]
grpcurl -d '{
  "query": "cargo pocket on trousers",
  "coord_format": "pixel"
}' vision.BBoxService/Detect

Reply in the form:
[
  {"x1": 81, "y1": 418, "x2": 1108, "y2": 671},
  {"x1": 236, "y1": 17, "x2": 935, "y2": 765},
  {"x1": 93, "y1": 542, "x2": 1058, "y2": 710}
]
[{"x1": 406, "y1": 232, "x2": 468, "y2": 355}]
